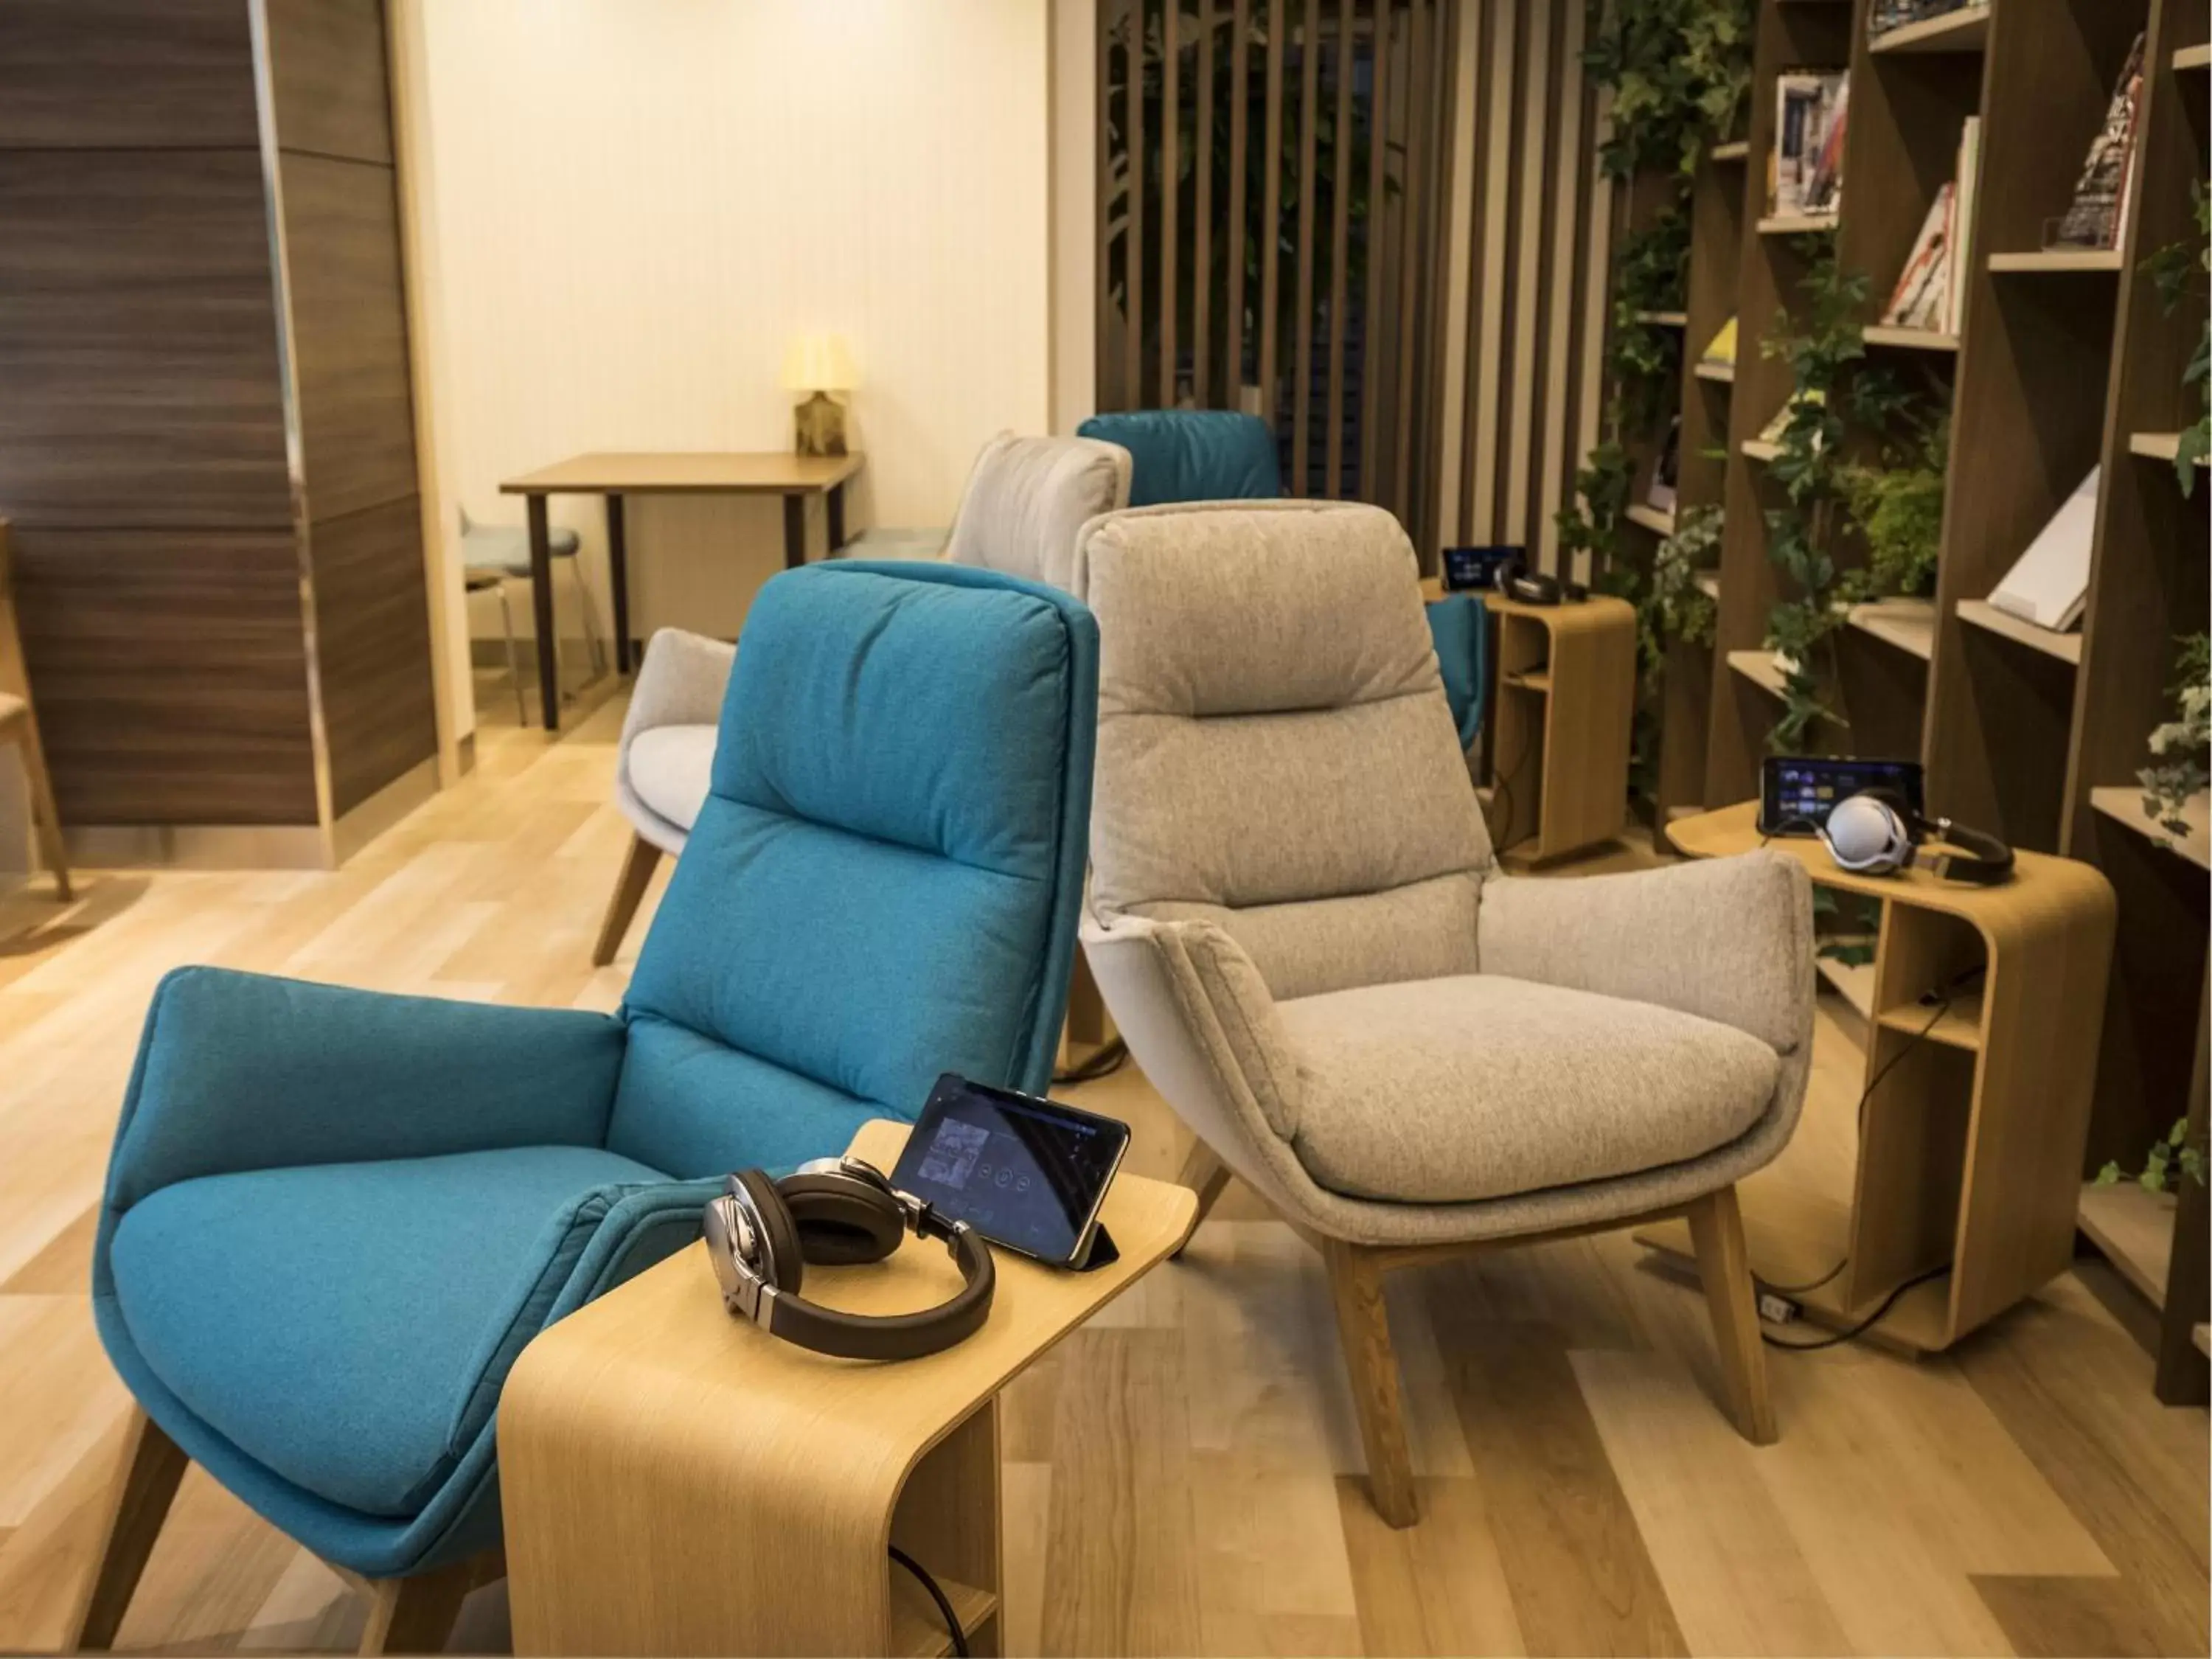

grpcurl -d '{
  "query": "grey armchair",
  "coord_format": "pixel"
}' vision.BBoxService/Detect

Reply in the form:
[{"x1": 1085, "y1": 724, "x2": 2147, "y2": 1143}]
[
  {"x1": 591, "y1": 432, "x2": 1131, "y2": 964},
  {"x1": 1073, "y1": 501, "x2": 1813, "y2": 1527}
]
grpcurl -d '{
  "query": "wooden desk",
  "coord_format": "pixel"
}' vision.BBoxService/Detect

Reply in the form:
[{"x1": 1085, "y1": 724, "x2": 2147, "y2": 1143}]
[
  {"x1": 499, "y1": 452, "x2": 864, "y2": 729},
  {"x1": 1644, "y1": 802, "x2": 2116, "y2": 1352},
  {"x1": 501, "y1": 1119, "x2": 1195, "y2": 1657}
]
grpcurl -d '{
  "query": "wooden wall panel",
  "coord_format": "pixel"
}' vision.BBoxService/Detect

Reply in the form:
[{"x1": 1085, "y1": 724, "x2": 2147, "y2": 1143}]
[
  {"x1": 279, "y1": 152, "x2": 421, "y2": 524},
  {"x1": 10, "y1": 528, "x2": 318, "y2": 826},
  {"x1": 265, "y1": 0, "x2": 395, "y2": 166},
  {"x1": 0, "y1": 150, "x2": 293, "y2": 529},
  {"x1": 0, "y1": 0, "x2": 259, "y2": 150},
  {"x1": 310, "y1": 498, "x2": 437, "y2": 815}
]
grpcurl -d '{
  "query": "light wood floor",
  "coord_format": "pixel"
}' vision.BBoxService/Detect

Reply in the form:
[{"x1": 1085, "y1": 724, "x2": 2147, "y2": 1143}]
[{"x1": 0, "y1": 685, "x2": 2202, "y2": 1657}]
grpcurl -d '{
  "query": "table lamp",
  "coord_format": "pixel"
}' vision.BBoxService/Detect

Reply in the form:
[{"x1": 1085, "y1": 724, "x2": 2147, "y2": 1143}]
[{"x1": 782, "y1": 334, "x2": 858, "y2": 457}]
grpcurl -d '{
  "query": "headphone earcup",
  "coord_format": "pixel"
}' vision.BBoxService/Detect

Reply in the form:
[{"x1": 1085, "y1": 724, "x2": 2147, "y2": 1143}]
[
  {"x1": 777, "y1": 1172, "x2": 907, "y2": 1266},
  {"x1": 1822, "y1": 794, "x2": 1910, "y2": 874},
  {"x1": 731, "y1": 1168, "x2": 805, "y2": 1296}
]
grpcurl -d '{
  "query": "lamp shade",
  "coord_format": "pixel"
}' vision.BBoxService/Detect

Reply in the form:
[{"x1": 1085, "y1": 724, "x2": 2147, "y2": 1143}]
[{"x1": 781, "y1": 334, "x2": 858, "y2": 392}]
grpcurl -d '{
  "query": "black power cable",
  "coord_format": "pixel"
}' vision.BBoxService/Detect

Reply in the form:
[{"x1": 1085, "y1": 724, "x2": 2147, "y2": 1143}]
[
  {"x1": 1053, "y1": 1034, "x2": 1128, "y2": 1087},
  {"x1": 889, "y1": 1545, "x2": 969, "y2": 1658},
  {"x1": 1761, "y1": 1262, "x2": 1951, "y2": 1352}
]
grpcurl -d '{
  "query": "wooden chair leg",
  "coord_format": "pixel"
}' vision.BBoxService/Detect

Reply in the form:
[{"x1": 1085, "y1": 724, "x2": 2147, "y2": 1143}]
[
  {"x1": 1170, "y1": 1141, "x2": 1234, "y2": 1258},
  {"x1": 357, "y1": 1555, "x2": 487, "y2": 1657},
  {"x1": 72, "y1": 1409, "x2": 188, "y2": 1651},
  {"x1": 591, "y1": 832, "x2": 662, "y2": 967},
  {"x1": 18, "y1": 720, "x2": 70, "y2": 902},
  {"x1": 1321, "y1": 1237, "x2": 1419, "y2": 1528},
  {"x1": 1687, "y1": 1184, "x2": 1778, "y2": 1445}
]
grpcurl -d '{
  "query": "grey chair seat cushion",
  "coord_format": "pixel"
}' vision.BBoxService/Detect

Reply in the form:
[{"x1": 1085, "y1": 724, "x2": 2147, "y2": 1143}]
[
  {"x1": 1277, "y1": 973, "x2": 1781, "y2": 1205},
  {"x1": 462, "y1": 524, "x2": 582, "y2": 575},
  {"x1": 627, "y1": 724, "x2": 716, "y2": 836}
]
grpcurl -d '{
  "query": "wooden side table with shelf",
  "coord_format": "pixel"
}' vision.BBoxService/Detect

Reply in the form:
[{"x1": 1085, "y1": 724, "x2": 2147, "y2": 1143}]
[
  {"x1": 1641, "y1": 803, "x2": 2116, "y2": 1353},
  {"x1": 499, "y1": 1119, "x2": 1194, "y2": 1658}
]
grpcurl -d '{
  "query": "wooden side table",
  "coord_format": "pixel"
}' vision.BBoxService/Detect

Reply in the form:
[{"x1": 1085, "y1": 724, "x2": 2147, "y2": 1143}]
[
  {"x1": 500, "y1": 1119, "x2": 1195, "y2": 1658},
  {"x1": 1644, "y1": 803, "x2": 2116, "y2": 1352}
]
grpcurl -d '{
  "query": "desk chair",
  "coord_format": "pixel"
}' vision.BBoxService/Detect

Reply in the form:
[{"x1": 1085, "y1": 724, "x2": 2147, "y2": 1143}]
[
  {"x1": 459, "y1": 506, "x2": 603, "y2": 721},
  {"x1": 1074, "y1": 501, "x2": 1809, "y2": 1527},
  {"x1": 0, "y1": 523, "x2": 69, "y2": 901},
  {"x1": 77, "y1": 560, "x2": 1099, "y2": 1655},
  {"x1": 592, "y1": 432, "x2": 1130, "y2": 965}
]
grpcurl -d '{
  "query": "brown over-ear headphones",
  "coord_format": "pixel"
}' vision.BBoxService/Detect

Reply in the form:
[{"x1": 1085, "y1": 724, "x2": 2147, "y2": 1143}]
[{"x1": 703, "y1": 1156, "x2": 996, "y2": 1360}]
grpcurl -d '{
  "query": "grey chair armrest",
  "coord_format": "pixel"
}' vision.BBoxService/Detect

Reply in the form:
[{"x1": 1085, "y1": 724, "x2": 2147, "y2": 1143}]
[
  {"x1": 620, "y1": 627, "x2": 735, "y2": 751},
  {"x1": 1477, "y1": 851, "x2": 1815, "y2": 1054}
]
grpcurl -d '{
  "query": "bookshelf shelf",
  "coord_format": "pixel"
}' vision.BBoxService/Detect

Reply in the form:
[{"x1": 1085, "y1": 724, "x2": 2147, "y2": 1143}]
[
  {"x1": 1955, "y1": 598, "x2": 2083, "y2": 664},
  {"x1": 1877, "y1": 989, "x2": 1985, "y2": 1051},
  {"x1": 1846, "y1": 597, "x2": 1937, "y2": 660},
  {"x1": 1986, "y1": 248, "x2": 2126, "y2": 273},
  {"x1": 1862, "y1": 324, "x2": 1960, "y2": 352},
  {"x1": 1635, "y1": 310, "x2": 1690, "y2": 327},
  {"x1": 2175, "y1": 42, "x2": 2211, "y2": 72},
  {"x1": 1712, "y1": 139, "x2": 1750, "y2": 161},
  {"x1": 1868, "y1": 4, "x2": 1991, "y2": 55},
  {"x1": 2129, "y1": 431, "x2": 2183, "y2": 461},
  {"x1": 2078, "y1": 1181, "x2": 2177, "y2": 1307},
  {"x1": 1816, "y1": 953, "x2": 1876, "y2": 1019},
  {"x1": 1741, "y1": 437, "x2": 1782, "y2": 462},
  {"x1": 1693, "y1": 360, "x2": 1736, "y2": 384},
  {"x1": 1725, "y1": 649, "x2": 1789, "y2": 699},
  {"x1": 1694, "y1": 571, "x2": 1722, "y2": 601},
  {"x1": 2090, "y1": 786, "x2": 2212, "y2": 873},
  {"x1": 1759, "y1": 212, "x2": 1841, "y2": 236},
  {"x1": 1624, "y1": 503, "x2": 1677, "y2": 536}
]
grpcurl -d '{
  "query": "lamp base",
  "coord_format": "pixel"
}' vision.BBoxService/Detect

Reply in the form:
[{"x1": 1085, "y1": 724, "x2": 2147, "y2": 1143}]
[{"x1": 793, "y1": 392, "x2": 848, "y2": 458}]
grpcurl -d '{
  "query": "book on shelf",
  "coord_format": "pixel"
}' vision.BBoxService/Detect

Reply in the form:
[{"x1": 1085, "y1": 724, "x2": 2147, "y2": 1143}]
[
  {"x1": 1949, "y1": 116, "x2": 1980, "y2": 333},
  {"x1": 1757, "y1": 389, "x2": 1826, "y2": 448},
  {"x1": 1649, "y1": 417, "x2": 1681, "y2": 513},
  {"x1": 1989, "y1": 467, "x2": 2098, "y2": 631},
  {"x1": 1868, "y1": 0, "x2": 1986, "y2": 40},
  {"x1": 1701, "y1": 315, "x2": 1738, "y2": 369},
  {"x1": 2052, "y1": 33, "x2": 2146, "y2": 251},
  {"x1": 1882, "y1": 184, "x2": 1954, "y2": 331},
  {"x1": 1771, "y1": 70, "x2": 1848, "y2": 219}
]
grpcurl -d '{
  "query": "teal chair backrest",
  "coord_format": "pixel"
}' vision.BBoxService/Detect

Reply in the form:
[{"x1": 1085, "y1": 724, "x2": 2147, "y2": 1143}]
[
  {"x1": 610, "y1": 561, "x2": 1100, "y2": 1175},
  {"x1": 1079, "y1": 410, "x2": 1282, "y2": 507}
]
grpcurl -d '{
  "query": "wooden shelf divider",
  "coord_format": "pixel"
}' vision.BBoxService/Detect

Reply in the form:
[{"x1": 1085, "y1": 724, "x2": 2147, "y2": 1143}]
[{"x1": 1868, "y1": 4, "x2": 1991, "y2": 55}]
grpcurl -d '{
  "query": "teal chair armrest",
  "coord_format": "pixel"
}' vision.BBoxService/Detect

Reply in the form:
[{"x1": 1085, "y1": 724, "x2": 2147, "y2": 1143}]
[
  {"x1": 1425, "y1": 593, "x2": 1488, "y2": 751},
  {"x1": 105, "y1": 967, "x2": 630, "y2": 1212}
]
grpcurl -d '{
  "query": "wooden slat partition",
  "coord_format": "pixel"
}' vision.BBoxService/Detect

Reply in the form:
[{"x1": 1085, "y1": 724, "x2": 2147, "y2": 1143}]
[
  {"x1": 1290, "y1": 0, "x2": 1321, "y2": 493},
  {"x1": 1223, "y1": 0, "x2": 1250, "y2": 399},
  {"x1": 1324, "y1": 0, "x2": 1355, "y2": 495},
  {"x1": 1160, "y1": 0, "x2": 1180, "y2": 402},
  {"x1": 1358, "y1": 0, "x2": 1391, "y2": 491},
  {"x1": 1192, "y1": 0, "x2": 1215, "y2": 406}
]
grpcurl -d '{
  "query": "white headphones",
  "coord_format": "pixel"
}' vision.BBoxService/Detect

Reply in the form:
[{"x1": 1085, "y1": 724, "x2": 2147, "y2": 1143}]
[{"x1": 1816, "y1": 790, "x2": 2014, "y2": 884}]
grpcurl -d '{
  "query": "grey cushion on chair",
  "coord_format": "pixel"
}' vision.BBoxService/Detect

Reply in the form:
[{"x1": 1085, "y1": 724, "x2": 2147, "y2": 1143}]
[
  {"x1": 943, "y1": 432, "x2": 1132, "y2": 590},
  {"x1": 625, "y1": 726, "x2": 716, "y2": 837},
  {"x1": 614, "y1": 630, "x2": 735, "y2": 854},
  {"x1": 1072, "y1": 500, "x2": 1815, "y2": 1248}
]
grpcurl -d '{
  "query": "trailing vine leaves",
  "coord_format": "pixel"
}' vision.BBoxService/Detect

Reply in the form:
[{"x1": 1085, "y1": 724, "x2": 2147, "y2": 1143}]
[
  {"x1": 1649, "y1": 504, "x2": 1722, "y2": 656},
  {"x1": 2138, "y1": 630, "x2": 2210, "y2": 841},
  {"x1": 1837, "y1": 408, "x2": 1949, "y2": 602},
  {"x1": 1585, "y1": 0, "x2": 1753, "y2": 182},
  {"x1": 2141, "y1": 181, "x2": 2211, "y2": 494}
]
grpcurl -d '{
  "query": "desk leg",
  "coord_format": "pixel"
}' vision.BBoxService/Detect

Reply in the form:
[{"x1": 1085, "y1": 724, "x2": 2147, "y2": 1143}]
[
  {"x1": 605, "y1": 492, "x2": 630, "y2": 674},
  {"x1": 526, "y1": 495, "x2": 560, "y2": 731},
  {"x1": 827, "y1": 481, "x2": 847, "y2": 555},
  {"x1": 782, "y1": 493, "x2": 807, "y2": 571}
]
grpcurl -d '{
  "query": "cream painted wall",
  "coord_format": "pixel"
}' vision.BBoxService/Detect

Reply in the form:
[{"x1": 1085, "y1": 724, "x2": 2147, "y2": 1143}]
[{"x1": 392, "y1": 1, "x2": 1053, "y2": 734}]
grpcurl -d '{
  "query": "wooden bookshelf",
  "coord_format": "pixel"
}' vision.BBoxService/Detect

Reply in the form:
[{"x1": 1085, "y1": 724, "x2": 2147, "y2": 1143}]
[
  {"x1": 1615, "y1": 0, "x2": 2209, "y2": 1397},
  {"x1": 1635, "y1": 310, "x2": 1691, "y2": 327},
  {"x1": 2089, "y1": 786, "x2": 2212, "y2": 872},
  {"x1": 1759, "y1": 211, "x2": 1843, "y2": 235},
  {"x1": 1624, "y1": 502, "x2": 1676, "y2": 535},
  {"x1": 1712, "y1": 139, "x2": 1750, "y2": 161},
  {"x1": 1693, "y1": 360, "x2": 1736, "y2": 383}
]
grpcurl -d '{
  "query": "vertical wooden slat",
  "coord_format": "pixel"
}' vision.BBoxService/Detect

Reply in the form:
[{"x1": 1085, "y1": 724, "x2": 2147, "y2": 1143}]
[
  {"x1": 1290, "y1": 0, "x2": 1322, "y2": 493},
  {"x1": 1193, "y1": 0, "x2": 1217, "y2": 406},
  {"x1": 1225, "y1": 0, "x2": 1251, "y2": 406},
  {"x1": 1323, "y1": 0, "x2": 1355, "y2": 495},
  {"x1": 1416, "y1": 0, "x2": 1462, "y2": 558},
  {"x1": 1159, "y1": 0, "x2": 1180, "y2": 403},
  {"x1": 1124, "y1": 0, "x2": 1146, "y2": 409},
  {"x1": 1457, "y1": 0, "x2": 1500, "y2": 538},
  {"x1": 1534, "y1": 0, "x2": 1587, "y2": 571},
  {"x1": 1568, "y1": 72, "x2": 1613, "y2": 583},
  {"x1": 1389, "y1": 0, "x2": 1428, "y2": 516},
  {"x1": 1259, "y1": 0, "x2": 1285, "y2": 430},
  {"x1": 1505, "y1": 0, "x2": 1555, "y2": 551},
  {"x1": 1097, "y1": 0, "x2": 1119, "y2": 408},
  {"x1": 1358, "y1": 0, "x2": 1391, "y2": 500}
]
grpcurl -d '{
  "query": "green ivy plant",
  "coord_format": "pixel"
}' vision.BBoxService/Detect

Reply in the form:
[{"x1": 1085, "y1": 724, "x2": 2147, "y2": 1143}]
[
  {"x1": 2139, "y1": 631, "x2": 2210, "y2": 841},
  {"x1": 2141, "y1": 183, "x2": 2211, "y2": 494},
  {"x1": 2097, "y1": 1117, "x2": 2207, "y2": 1195},
  {"x1": 1585, "y1": 0, "x2": 1753, "y2": 182},
  {"x1": 1837, "y1": 409, "x2": 1950, "y2": 602},
  {"x1": 1649, "y1": 504, "x2": 1722, "y2": 653}
]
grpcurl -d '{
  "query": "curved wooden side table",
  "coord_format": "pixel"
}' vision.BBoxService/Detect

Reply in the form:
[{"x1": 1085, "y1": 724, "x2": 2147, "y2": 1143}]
[{"x1": 501, "y1": 1119, "x2": 1195, "y2": 1658}]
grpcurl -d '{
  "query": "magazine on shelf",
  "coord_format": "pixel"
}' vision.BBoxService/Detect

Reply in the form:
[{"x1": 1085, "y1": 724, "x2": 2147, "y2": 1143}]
[
  {"x1": 1772, "y1": 71, "x2": 1848, "y2": 219},
  {"x1": 1882, "y1": 184, "x2": 1954, "y2": 331},
  {"x1": 1758, "y1": 390, "x2": 1826, "y2": 450},
  {"x1": 1701, "y1": 315, "x2": 1739, "y2": 369},
  {"x1": 1949, "y1": 116, "x2": 1980, "y2": 333},
  {"x1": 2053, "y1": 34, "x2": 2146, "y2": 250},
  {"x1": 1990, "y1": 467, "x2": 2098, "y2": 632}
]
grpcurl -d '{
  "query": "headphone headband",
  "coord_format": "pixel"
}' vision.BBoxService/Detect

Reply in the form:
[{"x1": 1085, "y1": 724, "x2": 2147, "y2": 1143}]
[{"x1": 704, "y1": 1156, "x2": 996, "y2": 1362}]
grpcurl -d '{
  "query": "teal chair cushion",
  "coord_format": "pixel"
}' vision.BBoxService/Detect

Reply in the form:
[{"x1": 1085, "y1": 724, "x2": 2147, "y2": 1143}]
[
  {"x1": 611, "y1": 561, "x2": 1097, "y2": 1174},
  {"x1": 109, "y1": 1144, "x2": 667, "y2": 1518},
  {"x1": 1425, "y1": 592, "x2": 1489, "y2": 751},
  {"x1": 1077, "y1": 410, "x2": 1282, "y2": 506}
]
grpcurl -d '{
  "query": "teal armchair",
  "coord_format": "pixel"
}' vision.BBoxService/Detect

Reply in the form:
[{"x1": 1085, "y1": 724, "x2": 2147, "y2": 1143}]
[
  {"x1": 1079, "y1": 408, "x2": 1486, "y2": 749},
  {"x1": 82, "y1": 560, "x2": 1099, "y2": 1649}
]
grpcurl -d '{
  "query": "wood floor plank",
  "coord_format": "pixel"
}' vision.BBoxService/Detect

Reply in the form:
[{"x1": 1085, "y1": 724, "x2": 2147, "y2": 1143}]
[
  {"x1": 1424, "y1": 1292, "x2": 1688, "y2": 1658},
  {"x1": 1972, "y1": 1573, "x2": 2180, "y2": 1659},
  {"x1": 1572, "y1": 1348, "x2": 1851, "y2": 1657},
  {"x1": 1001, "y1": 1461, "x2": 1051, "y2": 1659},
  {"x1": 1187, "y1": 1452, "x2": 1359, "y2": 1653},
  {"x1": 1336, "y1": 1475, "x2": 1526, "y2": 1657},
  {"x1": 0, "y1": 1295, "x2": 130, "y2": 1531},
  {"x1": 0, "y1": 1204, "x2": 96, "y2": 1295}
]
